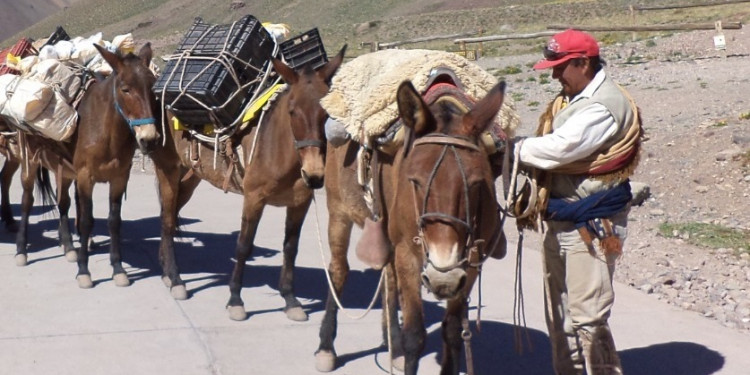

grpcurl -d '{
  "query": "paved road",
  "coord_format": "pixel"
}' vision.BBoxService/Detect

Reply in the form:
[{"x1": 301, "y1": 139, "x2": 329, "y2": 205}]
[{"x1": 1, "y1": 171, "x2": 748, "y2": 375}]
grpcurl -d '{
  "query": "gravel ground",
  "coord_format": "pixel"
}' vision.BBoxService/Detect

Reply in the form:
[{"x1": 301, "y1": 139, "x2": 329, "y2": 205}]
[{"x1": 477, "y1": 28, "x2": 750, "y2": 333}]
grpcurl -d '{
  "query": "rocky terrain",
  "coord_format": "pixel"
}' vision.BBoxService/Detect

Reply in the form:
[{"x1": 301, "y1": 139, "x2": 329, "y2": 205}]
[{"x1": 476, "y1": 27, "x2": 750, "y2": 333}]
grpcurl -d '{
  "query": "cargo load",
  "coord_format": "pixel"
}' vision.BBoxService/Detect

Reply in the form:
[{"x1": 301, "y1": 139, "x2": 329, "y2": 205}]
[
  {"x1": 154, "y1": 14, "x2": 278, "y2": 127},
  {"x1": 0, "y1": 38, "x2": 38, "y2": 75},
  {"x1": 0, "y1": 74, "x2": 77, "y2": 141},
  {"x1": 280, "y1": 28, "x2": 328, "y2": 71}
]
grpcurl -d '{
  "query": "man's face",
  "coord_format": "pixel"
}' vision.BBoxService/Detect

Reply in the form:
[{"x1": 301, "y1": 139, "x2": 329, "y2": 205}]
[{"x1": 552, "y1": 58, "x2": 592, "y2": 97}]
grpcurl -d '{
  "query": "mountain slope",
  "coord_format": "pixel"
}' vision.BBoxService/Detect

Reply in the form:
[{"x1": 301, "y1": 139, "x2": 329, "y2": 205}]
[{"x1": 0, "y1": 0, "x2": 78, "y2": 41}]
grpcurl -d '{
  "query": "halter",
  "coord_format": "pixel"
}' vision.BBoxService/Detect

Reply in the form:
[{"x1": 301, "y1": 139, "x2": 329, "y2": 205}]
[
  {"x1": 112, "y1": 79, "x2": 155, "y2": 130},
  {"x1": 410, "y1": 133, "x2": 502, "y2": 273}
]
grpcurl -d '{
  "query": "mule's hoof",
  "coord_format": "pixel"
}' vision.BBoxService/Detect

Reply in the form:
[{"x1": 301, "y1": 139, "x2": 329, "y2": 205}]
[
  {"x1": 391, "y1": 354, "x2": 405, "y2": 372},
  {"x1": 64, "y1": 250, "x2": 77, "y2": 263},
  {"x1": 14, "y1": 254, "x2": 27, "y2": 267},
  {"x1": 77, "y1": 275, "x2": 94, "y2": 289},
  {"x1": 161, "y1": 276, "x2": 172, "y2": 288},
  {"x1": 315, "y1": 350, "x2": 337, "y2": 372},
  {"x1": 284, "y1": 306, "x2": 308, "y2": 322},
  {"x1": 113, "y1": 273, "x2": 130, "y2": 287},
  {"x1": 227, "y1": 305, "x2": 247, "y2": 321},
  {"x1": 170, "y1": 285, "x2": 188, "y2": 300}
]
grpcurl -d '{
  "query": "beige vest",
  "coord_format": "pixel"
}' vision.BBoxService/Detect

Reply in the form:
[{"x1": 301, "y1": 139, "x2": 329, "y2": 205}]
[{"x1": 548, "y1": 74, "x2": 635, "y2": 200}]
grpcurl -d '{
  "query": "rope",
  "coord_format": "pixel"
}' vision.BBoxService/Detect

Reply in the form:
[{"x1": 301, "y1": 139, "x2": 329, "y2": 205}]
[{"x1": 311, "y1": 194, "x2": 385, "y2": 320}]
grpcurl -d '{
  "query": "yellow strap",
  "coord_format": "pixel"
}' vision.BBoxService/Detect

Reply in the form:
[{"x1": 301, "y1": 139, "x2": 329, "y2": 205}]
[{"x1": 242, "y1": 84, "x2": 284, "y2": 123}]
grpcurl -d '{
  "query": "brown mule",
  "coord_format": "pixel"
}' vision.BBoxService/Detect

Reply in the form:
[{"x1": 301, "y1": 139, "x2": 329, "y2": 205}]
[
  {"x1": 10, "y1": 44, "x2": 160, "y2": 280},
  {"x1": 316, "y1": 79, "x2": 508, "y2": 375},
  {"x1": 149, "y1": 47, "x2": 345, "y2": 312}
]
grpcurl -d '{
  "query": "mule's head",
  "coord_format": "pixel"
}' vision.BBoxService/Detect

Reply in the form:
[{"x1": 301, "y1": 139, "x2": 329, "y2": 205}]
[
  {"x1": 396, "y1": 80, "x2": 507, "y2": 300},
  {"x1": 95, "y1": 43, "x2": 160, "y2": 154},
  {"x1": 272, "y1": 45, "x2": 346, "y2": 189}
]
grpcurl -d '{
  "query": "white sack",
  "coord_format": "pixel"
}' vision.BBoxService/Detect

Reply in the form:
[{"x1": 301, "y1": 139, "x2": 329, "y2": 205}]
[
  {"x1": 0, "y1": 74, "x2": 54, "y2": 123},
  {"x1": 25, "y1": 90, "x2": 78, "y2": 141},
  {"x1": 26, "y1": 59, "x2": 81, "y2": 102}
]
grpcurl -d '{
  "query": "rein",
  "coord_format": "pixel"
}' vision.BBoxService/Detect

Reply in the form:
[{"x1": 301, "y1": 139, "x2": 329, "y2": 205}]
[{"x1": 112, "y1": 79, "x2": 155, "y2": 130}]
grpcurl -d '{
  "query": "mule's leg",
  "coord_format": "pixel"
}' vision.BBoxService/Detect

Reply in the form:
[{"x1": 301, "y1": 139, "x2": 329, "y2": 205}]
[
  {"x1": 315, "y1": 213, "x2": 353, "y2": 372},
  {"x1": 107, "y1": 176, "x2": 130, "y2": 287},
  {"x1": 440, "y1": 298, "x2": 468, "y2": 375},
  {"x1": 226, "y1": 191, "x2": 266, "y2": 321},
  {"x1": 440, "y1": 269, "x2": 479, "y2": 375},
  {"x1": 152, "y1": 156, "x2": 197, "y2": 300},
  {"x1": 57, "y1": 177, "x2": 77, "y2": 262},
  {"x1": 395, "y1": 243, "x2": 426, "y2": 375},
  {"x1": 14, "y1": 164, "x2": 38, "y2": 266},
  {"x1": 74, "y1": 175, "x2": 96, "y2": 288},
  {"x1": 279, "y1": 198, "x2": 313, "y2": 321},
  {"x1": 0, "y1": 158, "x2": 19, "y2": 233}
]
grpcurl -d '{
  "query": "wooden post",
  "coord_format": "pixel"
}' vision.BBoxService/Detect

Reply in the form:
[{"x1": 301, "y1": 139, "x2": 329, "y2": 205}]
[
  {"x1": 477, "y1": 28, "x2": 484, "y2": 58},
  {"x1": 629, "y1": 5, "x2": 637, "y2": 42}
]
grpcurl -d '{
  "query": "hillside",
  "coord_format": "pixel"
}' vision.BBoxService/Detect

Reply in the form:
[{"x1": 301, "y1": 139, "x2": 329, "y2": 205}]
[
  {"x1": 3, "y1": 0, "x2": 749, "y2": 62},
  {"x1": 0, "y1": 0, "x2": 79, "y2": 41}
]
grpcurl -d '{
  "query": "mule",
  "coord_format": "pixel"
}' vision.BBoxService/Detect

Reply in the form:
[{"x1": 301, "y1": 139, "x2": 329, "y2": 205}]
[
  {"x1": 0, "y1": 125, "x2": 20, "y2": 233},
  {"x1": 13, "y1": 43, "x2": 161, "y2": 287},
  {"x1": 148, "y1": 47, "x2": 345, "y2": 316},
  {"x1": 316, "y1": 79, "x2": 508, "y2": 375}
]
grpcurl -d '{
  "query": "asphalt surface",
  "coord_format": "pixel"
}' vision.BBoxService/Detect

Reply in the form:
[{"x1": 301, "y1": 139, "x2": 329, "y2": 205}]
[{"x1": 1, "y1": 170, "x2": 748, "y2": 375}]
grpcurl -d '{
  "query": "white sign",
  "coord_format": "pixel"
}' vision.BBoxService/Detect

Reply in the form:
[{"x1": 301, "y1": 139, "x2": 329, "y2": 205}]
[{"x1": 714, "y1": 34, "x2": 726, "y2": 50}]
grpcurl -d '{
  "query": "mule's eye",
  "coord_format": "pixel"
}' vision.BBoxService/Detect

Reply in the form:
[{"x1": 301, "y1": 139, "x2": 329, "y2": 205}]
[
  {"x1": 120, "y1": 86, "x2": 130, "y2": 93},
  {"x1": 408, "y1": 177, "x2": 422, "y2": 188}
]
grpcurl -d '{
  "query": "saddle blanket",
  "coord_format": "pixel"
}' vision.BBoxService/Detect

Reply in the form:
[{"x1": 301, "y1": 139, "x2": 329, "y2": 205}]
[{"x1": 320, "y1": 48, "x2": 519, "y2": 143}]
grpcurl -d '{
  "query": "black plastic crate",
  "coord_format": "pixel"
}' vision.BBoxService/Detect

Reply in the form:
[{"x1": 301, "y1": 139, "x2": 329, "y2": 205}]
[
  {"x1": 154, "y1": 58, "x2": 250, "y2": 125},
  {"x1": 43, "y1": 26, "x2": 70, "y2": 47},
  {"x1": 280, "y1": 28, "x2": 328, "y2": 70},
  {"x1": 176, "y1": 15, "x2": 276, "y2": 74}
]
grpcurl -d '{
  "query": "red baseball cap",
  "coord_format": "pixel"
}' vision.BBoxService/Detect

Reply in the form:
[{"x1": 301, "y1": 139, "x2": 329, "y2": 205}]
[{"x1": 533, "y1": 29, "x2": 600, "y2": 70}]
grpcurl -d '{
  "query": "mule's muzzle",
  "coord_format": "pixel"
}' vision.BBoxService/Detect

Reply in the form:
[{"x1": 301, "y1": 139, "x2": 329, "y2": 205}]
[
  {"x1": 301, "y1": 169, "x2": 324, "y2": 189},
  {"x1": 134, "y1": 124, "x2": 160, "y2": 155},
  {"x1": 421, "y1": 266, "x2": 466, "y2": 300}
]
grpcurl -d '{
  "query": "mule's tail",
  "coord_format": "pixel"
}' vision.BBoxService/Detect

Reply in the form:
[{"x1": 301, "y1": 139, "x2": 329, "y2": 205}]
[{"x1": 35, "y1": 167, "x2": 57, "y2": 208}]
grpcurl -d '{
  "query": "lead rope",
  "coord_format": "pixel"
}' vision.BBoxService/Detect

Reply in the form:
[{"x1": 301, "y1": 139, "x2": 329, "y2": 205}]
[
  {"x1": 311, "y1": 194, "x2": 385, "y2": 320},
  {"x1": 462, "y1": 304, "x2": 475, "y2": 375},
  {"x1": 506, "y1": 141, "x2": 533, "y2": 354}
]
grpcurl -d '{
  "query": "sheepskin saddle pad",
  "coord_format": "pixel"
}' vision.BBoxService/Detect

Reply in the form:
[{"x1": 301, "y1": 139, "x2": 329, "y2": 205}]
[{"x1": 320, "y1": 48, "x2": 519, "y2": 143}]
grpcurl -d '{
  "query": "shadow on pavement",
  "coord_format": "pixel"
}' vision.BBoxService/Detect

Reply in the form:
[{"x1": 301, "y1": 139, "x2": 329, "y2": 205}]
[{"x1": 620, "y1": 341, "x2": 724, "y2": 375}]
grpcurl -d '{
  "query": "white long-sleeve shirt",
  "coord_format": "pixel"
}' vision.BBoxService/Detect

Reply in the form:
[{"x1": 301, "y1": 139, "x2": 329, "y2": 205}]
[{"x1": 519, "y1": 70, "x2": 619, "y2": 170}]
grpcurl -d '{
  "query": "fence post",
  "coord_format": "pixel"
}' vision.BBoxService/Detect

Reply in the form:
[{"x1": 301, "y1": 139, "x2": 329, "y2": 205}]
[{"x1": 629, "y1": 5, "x2": 637, "y2": 42}]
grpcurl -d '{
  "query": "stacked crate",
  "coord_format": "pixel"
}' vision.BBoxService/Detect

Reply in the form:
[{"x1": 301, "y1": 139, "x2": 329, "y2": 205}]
[
  {"x1": 280, "y1": 28, "x2": 328, "y2": 71},
  {"x1": 0, "y1": 38, "x2": 38, "y2": 75},
  {"x1": 154, "y1": 15, "x2": 276, "y2": 126}
]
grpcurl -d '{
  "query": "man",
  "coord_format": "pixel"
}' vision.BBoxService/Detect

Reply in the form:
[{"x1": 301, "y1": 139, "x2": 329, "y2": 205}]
[{"x1": 516, "y1": 29, "x2": 643, "y2": 375}]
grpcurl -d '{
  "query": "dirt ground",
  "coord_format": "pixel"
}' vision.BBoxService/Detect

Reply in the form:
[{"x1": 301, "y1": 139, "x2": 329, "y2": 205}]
[{"x1": 476, "y1": 28, "x2": 750, "y2": 333}]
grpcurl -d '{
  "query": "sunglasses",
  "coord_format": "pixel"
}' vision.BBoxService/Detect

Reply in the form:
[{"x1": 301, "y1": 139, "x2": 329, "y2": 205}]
[{"x1": 543, "y1": 47, "x2": 586, "y2": 61}]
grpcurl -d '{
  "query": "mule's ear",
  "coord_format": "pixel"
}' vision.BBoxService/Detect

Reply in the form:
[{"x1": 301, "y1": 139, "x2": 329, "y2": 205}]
[
  {"x1": 397, "y1": 80, "x2": 434, "y2": 136},
  {"x1": 137, "y1": 42, "x2": 153, "y2": 68},
  {"x1": 318, "y1": 44, "x2": 347, "y2": 85},
  {"x1": 462, "y1": 81, "x2": 506, "y2": 138},
  {"x1": 272, "y1": 58, "x2": 298, "y2": 85},
  {"x1": 94, "y1": 43, "x2": 123, "y2": 73}
]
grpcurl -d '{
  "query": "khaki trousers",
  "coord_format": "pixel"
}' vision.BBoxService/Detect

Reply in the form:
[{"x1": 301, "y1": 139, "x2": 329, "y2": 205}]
[{"x1": 542, "y1": 210, "x2": 627, "y2": 375}]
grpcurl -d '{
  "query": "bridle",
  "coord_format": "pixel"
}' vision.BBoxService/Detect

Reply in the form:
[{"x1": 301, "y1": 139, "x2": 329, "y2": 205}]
[
  {"x1": 112, "y1": 77, "x2": 155, "y2": 131},
  {"x1": 409, "y1": 133, "x2": 505, "y2": 273}
]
